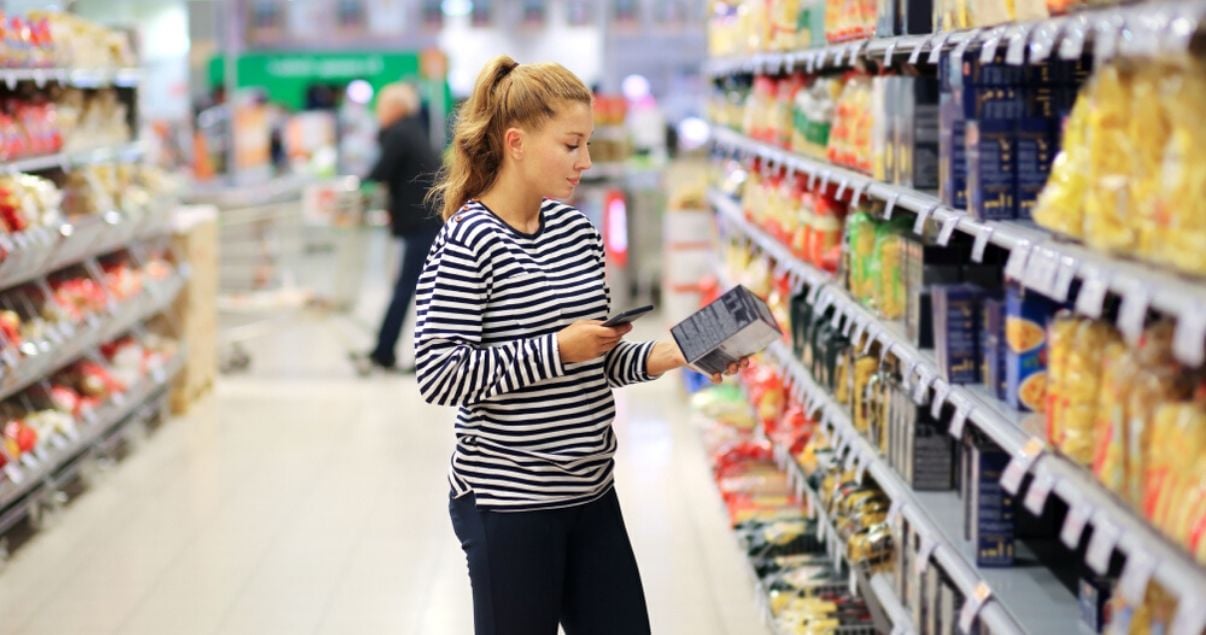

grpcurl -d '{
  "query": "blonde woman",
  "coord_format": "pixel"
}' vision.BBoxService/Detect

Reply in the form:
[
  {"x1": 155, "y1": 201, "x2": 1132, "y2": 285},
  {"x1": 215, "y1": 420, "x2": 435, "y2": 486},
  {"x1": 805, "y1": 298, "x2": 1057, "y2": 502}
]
[{"x1": 415, "y1": 56, "x2": 745, "y2": 634}]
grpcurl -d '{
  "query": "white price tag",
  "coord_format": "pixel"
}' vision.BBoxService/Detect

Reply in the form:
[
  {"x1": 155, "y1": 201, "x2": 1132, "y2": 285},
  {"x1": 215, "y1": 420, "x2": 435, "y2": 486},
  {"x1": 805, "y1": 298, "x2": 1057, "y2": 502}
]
[
  {"x1": 851, "y1": 182, "x2": 866, "y2": 207},
  {"x1": 20, "y1": 453, "x2": 38, "y2": 469},
  {"x1": 808, "y1": 168, "x2": 819, "y2": 191},
  {"x1": 937, "y1": 212, "x2": 961, "y2": 246},
  {"x1": 1000, "y1": 437, "x2": 1045, "y2": 495},
  {"x1": 887, "y1": 498, "x2": 903, "y2": 525},
  {"x1": 1076, "y1": 275, "x2": 1109, "y2": 318},
  {"x1": 1060, "y1": 21, "x2": 1087, "y2": 60},
  {"x1": 1118, "y1": 551, "x2": 1157, "y2": 605},
  {"x1": 1170, "y1": 598, "x2": 1206, "y2": 635},
  {"x1": 820, "y1": 171, "x2": 832, "y2": 192},
  {"x1": 914, "y1": 533, "x2": 937, "y2": 574},
  {"x1": 33, "y1": 446, "x2": 50, "y2": 464},
  {"x1": 879, "y1": 341, "x2": 897, "y2": 368},
  {"x1": 913, "y1": 204, "x2": 937, "y2": 235},
  {"x1": 50, "y1": 433, "x2": 70, "y2": 450},
  {"x1": 1019, "y1": 249, "x2": 1055, "y2": 298},
  {"x1": 883, "y1": 40, "x2": 898, "y2": 66},
  {"x1": 806, "y1": 52, "x2": 817, "y2": 73},
  {"x1": 959, "y1": 582, "x2": 994, "y2": 634},
  {"x1": 927, "y1": 32, "x2": 951, "y2": 64},
  {"x1": 843, "y1": 448, "x2": 857, "y2": 472},
  {"x1": 852, "y1": 319, "x2": 869, "y2": 350},
  {"x1": 971, "y1": 225, "x2": 994, "y2": 263},
  {"x1": 835, "y1": 179, "x2": 848, "y2": 201},
  {"x1": 883, "y1": 192, "x2": 900, "y2": 220},
  {"x1": 912, "y1": 367, "x2": 933, "y2": 405},
  {"x1": 1061, "y1": 502, "x2": 1093, "y2": 548},
  {"x1": 818, "y1": 514, "x2": 828, "y2": 542},
  {"x1": 3, "y1": 464, "x2": 24, "y2": 484},
  {"x1": 817, "y1": 48, "x2": 828, "y2": 69},
  {"x1": 1005, "y1": 25, "x2": 1033, "y2": 65},
  {"x1": 842, "y1": 313, "x2": 855, "y2": 338},
  {"x1": 1173, "y1": 310, "x2": 1206, "y2": 367},
  {"x1": 980, "y1": 29, "x2": 1004, "y2": 63},
  {"x1": 855, "y1": 456, "x2": 868, "y2": 483},
  {"x1": 1093, "y1": 17, "x2": 1120, "y2": 64},
  {"x1": 862, "y1": 324, "x2": 879, "y2": 354},
  {"x1": 952, "y1": 29, "x2": 982, "y2": 61},
  {"x1": 849, "y1": 567, "x2": 859, "y2": 597},
  {"x1": 908, "y1": 37, "x2": 928, "y2": 65},
  {"x1": 1004, "y1": 240, "x2": 1033, "y2": 281},
  {"x1": 948, "y1": 399, "x2": 973, "y2": 439},
  {"x1": 1050, "y1": 255, "x2": 1078, "y2": 303},
  {"x1": 1023, "y1": 469, "x2": 1056, "y2": 515},
  {"x1": 930, "y1": 382, "x2": 951, "y2": 419},
  {"x1": 1086, "y1": 517, "x2": 1120, "y2": 574},
  {"x1": 1117, "y1": 288, "x2": 1150, "y2": 345}
]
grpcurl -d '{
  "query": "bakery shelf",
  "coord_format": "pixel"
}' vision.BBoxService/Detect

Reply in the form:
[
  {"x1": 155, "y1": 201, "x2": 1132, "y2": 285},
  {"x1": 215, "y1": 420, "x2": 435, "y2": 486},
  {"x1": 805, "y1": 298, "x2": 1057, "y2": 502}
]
[
  {"x1": 0, "y1": 342, "x2": 184, "y2": 528},
  {"x1": 715, "y1": 190, "x2": 1206, "y2": 634},
  {"x1": 0, "y1": 67, "x2": 141, "y2": 89},
  {"x1": 0, "y1": 265, "x2": 186, "y2": 408},
  {"x1": 1, "y1": 142, "x2": 144, "y2": 177},
  {"x1": 711, "y1": 128, "x2": 1206, "y2": 367},
  {"x1": 705, "y1": 0, "x2": 1206, "y2": 76}
]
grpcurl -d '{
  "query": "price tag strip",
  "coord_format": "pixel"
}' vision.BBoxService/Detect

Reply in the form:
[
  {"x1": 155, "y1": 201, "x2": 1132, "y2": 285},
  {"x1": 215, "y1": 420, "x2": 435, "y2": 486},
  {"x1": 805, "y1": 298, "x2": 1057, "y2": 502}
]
[
  {"x1": 1061, "y1": 502, "x2": 1094, "y2": 548},
  {"x1": 1086, "y1": 515, "x2": 1121, "y2": 574},
  {"x1": 1000, "y1": 437, "x2": 1045, "y2": 495},
  {"x1": 1022, "y1": 468, "x2": 1057, "y2": 516}
]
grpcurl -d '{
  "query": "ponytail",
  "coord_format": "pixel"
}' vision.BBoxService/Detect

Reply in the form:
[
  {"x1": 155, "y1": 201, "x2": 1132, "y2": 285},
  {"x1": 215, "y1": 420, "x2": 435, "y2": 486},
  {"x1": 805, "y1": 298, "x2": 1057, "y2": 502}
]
[{"x1": 427, "y1": 55, "x2": 592, "y2": 220}]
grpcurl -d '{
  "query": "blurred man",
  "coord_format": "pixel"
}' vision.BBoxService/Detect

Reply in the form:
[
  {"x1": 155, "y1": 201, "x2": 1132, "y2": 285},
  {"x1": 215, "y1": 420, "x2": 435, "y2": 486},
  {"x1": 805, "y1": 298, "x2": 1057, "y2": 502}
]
[{"x1": 352, "y1": 83, "x2": 442, "y2": 375}]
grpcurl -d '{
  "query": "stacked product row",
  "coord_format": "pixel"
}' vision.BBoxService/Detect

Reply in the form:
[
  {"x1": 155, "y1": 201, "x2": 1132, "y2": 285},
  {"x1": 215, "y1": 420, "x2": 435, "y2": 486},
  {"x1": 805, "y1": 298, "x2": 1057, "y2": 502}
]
[{"x1": 0, "y1": 11, "x2": 136, "y2": 69}]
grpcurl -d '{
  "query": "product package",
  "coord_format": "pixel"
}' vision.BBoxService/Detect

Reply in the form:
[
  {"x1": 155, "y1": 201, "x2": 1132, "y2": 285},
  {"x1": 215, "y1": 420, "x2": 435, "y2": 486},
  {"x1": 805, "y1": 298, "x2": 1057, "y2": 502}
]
[
  {"x1": 672, "y1": 285, "x2": 783, "y2": 376},
  {"x1": 1004, "y1": 285, "x2": 1060, "y2": 412},
  {"x1": 968, "y1": 432, "x2": 1015, "y2": 566},
  {"x1": 933, "y1": 283, "x2": 986, "y2": 385}
]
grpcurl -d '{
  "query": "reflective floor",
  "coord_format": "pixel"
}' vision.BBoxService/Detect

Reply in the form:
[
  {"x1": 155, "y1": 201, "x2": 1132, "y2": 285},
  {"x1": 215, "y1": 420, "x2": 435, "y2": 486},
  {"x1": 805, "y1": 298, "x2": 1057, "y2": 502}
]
[{"x1": 0, "y1": 237, "x2": 768, "y2": 635}]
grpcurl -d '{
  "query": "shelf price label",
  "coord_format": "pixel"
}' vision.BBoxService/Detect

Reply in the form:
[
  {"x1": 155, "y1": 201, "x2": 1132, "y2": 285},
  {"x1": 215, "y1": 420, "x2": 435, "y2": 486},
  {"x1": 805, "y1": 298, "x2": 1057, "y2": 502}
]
[
  {"x1": 882, "y1": 40, "x2": 898, "y2": 66},
  {"x1": 913, "y1": 203, "x2": 937, "y2": 235},
  {"x1": 1117, "y1": 286, "x2": 1150, "y2": 345},
  {"x1": 927, "y1": 32, "x2": 951, "y2": 64},
  {"x1": 947, "y1": 394, "x2": 973, "y2": 439},
  {"x1": 1051, "y1": 254, "x2": 1079, "y2": 303},
  {"x1": 1118, "y1": 551, "x2": 1157, "y2": 605},
  {"x1": 952, "y1": 28, "x2": 983, "y2": 61},
  {"x1": 971, "y1": 225, "x2": 994, "y2": 263},
  {"x1": 1022, "y1": 468, "x2": 1057, "y2": 515},
  {"x1": 883, "y1": 192, "x2": 900, "y2": 220},
  {"x1": 936, "y1": 211, "x2": 961, "y2": 246},
  {"x1": 1004, "y1": 240, "x2": 1033, "y2": 282},
  {"x1": 1060, "y1": 19, "x2": 1088, "y2": 60},
  {"x1": 4, "y1": 463, "x2": 24, "y2": 485},
  {"x1": 914, "y1": 532, "x2": 937, "y2": 575},
  {"x1": 1000, "y1": 437, "x2": 1044, "y2": 495},
  {"x1": 907, "y1": 37, "x2": 928, "y2": 65},
  {"x1": 1061, "y1": 502, "x2": 1093, "y2": 548},
  {"x1": 911, "y1": 366, "x2": 933, "y2": 406},
  {"x1": 1093, "y1": 15, "x2": 1123, "y2": 64},
  {"x1": 958, "y1": 582, "x2": 994, "y2": 635},
  {"x1": 930, "y1": 382, "x2": 952, "y2": 419},
  {"x1": 1075, "y1": 274, "x2": 1110, "y2": 319},
  {"x1": 1173, "y1": 311, "x2": 1206, "y2": 368},
  {"x1": 980, "y1": 26, "x2": 1008, "y2": 63},
  {"x1": 1005, "y1": 24, "x2": 1034, "y2": 65},
  {"x1": 1086, "y1": 516, "x2": 1121, "y2": 574}
]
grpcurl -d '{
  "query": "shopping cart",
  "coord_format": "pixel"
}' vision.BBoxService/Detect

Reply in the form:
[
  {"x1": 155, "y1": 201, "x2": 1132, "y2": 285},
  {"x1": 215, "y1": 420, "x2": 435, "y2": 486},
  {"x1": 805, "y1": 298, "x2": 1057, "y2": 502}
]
[{"x1": 186, "y1": 175, "x2": 368, "y2": 373}]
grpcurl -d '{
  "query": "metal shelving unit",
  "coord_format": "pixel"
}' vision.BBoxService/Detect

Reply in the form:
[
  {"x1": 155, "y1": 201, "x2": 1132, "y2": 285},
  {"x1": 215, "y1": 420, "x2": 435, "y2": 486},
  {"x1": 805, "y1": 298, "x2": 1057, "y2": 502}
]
[
  {"x1": 0, "y1": 67, "x2": 141, "y2": 89},
  {"x1": 711, "y1": 128, "x2": 1206, "y2": 367},
  {"x1": 0, "y1": 142, "x2": 144, "y2": 177},
  {"x1": 705, "y1": 0, "x2": 1206, "y2": 76},
  {"x1": 714, "y1": 188, "x2": 1206, "y2": 635}
]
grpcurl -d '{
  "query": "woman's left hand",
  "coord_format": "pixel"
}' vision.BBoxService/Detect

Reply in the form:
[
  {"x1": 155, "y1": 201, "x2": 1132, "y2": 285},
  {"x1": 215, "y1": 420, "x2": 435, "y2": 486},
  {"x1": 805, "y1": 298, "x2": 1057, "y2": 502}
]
[{"x1": 710, "y1": 357, "x2": 751, "y2": 384}]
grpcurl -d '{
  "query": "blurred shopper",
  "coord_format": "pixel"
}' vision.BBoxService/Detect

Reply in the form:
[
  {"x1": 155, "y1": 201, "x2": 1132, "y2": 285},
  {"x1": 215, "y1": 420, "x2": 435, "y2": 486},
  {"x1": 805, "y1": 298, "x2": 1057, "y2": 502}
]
[
  {"x1": 414, "y1": 55, "x2": 747, "y2": 635},
  {"x1": 352, "y1": 83, "x2": 442, "y2": 375}
]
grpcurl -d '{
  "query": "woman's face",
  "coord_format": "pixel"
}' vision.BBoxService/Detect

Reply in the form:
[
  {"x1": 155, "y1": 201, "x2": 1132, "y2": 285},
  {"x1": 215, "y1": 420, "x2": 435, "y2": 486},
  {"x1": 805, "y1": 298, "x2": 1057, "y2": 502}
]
[{"x1": 519, "y1": 101, "x2": 594, "y2": 200}]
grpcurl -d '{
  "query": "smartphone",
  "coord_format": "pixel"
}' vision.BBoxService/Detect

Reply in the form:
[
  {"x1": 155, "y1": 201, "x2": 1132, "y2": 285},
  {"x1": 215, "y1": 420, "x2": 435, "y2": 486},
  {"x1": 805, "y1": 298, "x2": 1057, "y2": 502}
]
[{"x1": 601, "y1": 305, "x2": 654, "y2": 327}]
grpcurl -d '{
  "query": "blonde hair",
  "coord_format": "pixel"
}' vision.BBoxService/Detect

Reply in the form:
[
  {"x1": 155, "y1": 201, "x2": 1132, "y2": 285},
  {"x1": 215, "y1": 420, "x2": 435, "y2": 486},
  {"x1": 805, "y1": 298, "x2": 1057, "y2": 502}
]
[{"x1": 427, "y1": 55, "x2": 593, "y2": 220}]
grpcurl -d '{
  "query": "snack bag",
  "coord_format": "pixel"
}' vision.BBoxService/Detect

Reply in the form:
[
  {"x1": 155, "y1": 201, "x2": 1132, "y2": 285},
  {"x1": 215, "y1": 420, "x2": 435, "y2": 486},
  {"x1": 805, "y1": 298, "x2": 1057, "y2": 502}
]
[
  {"x1": 1092, "y1": 341, "x2": 1135, "y2": 494},
  {"x1": 1046, "y1": 313, "x2": 1078, "y2": 448},
  {"x1": 1061, "y1": 320, "x2": 1121, "y2": 466},
  {"x1": 1152, "y1": 60, "x2": 1206, "y2": 276},
  {"x1": 1082, "y1": 64, "x2": 1137, "y2": 253}
]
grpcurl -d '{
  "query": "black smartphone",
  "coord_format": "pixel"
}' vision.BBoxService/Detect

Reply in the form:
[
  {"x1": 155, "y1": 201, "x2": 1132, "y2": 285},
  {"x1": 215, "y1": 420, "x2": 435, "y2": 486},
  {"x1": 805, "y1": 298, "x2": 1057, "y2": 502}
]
[{"x1": 601, "y1": 305, "x2": 654, "y2": 327}]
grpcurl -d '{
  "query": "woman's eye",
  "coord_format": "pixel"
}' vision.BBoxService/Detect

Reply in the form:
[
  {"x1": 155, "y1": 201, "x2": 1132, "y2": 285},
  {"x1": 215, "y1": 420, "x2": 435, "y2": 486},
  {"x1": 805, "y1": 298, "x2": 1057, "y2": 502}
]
[{"x1": 566, "y1": 144, "x2": 580, "y2": 151}]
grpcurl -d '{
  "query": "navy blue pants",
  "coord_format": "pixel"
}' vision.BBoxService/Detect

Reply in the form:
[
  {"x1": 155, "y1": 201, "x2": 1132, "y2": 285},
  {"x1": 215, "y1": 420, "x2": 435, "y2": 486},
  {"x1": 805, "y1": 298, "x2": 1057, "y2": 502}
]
[
  {"x1": 449, "y1": 488, "x2": 652, "y2": 635},
  {"x1": 371, "y1": 227, "x2": 439, "y2": 367}
]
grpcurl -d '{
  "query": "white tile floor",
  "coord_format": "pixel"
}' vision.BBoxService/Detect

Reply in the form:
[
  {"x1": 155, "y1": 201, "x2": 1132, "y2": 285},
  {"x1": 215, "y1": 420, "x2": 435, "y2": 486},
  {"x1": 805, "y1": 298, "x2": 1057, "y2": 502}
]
[{"x1": 0, "y1": 243, "x2": 771, "y2": 634}]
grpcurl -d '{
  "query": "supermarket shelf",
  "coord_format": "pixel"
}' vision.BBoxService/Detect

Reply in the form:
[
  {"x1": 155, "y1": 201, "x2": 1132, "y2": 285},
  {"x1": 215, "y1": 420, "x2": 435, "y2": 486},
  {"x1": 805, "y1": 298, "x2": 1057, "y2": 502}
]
[
  {"x1": 0, "y1": 344, "x2": 184, "y2": 529},
  {"x1": 0, "y1": 203, "x2": 175, "y2": 292},
  {"x1": 0, "y1": 267, "x2": 185, "y2": 409},
  {"x1": 704, "y1": 0, "x2": 1206, "y2": 76},
  {"x1": 0, "y1": 67, "x2": 141, "y2": 89},
  {"x1": 707, "y1": 188, "x2": 832, "y2": 290},
  {"x1": 867, "y1": 573, "x2": 913, "y2": 635},
  {"x1": 711, "y1": 128, "x2": 1206, "y2": 367},
  {"x1": 1, "y1": 142, "x2": 144, "y2": 176},
  {"x1": 717, "y1": 188, "x2": 1206, "y2": 633},
  {"x1": 764, "y1": 340, "x2": 1068, "y2": 635}
]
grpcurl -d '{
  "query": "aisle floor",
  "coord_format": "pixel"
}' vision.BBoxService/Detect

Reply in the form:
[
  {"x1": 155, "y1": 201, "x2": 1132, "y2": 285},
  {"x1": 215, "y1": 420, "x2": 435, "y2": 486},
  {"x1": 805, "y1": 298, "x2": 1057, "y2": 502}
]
[{"x1": 0, "y1": 254, "x2": 770, "y2": 634}]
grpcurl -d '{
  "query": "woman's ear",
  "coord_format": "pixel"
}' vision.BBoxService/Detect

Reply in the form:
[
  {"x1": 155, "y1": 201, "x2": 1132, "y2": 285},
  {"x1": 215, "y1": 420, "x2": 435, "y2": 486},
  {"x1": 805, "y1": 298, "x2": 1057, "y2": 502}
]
[{"x1": 504, "y1": 127, "x2": 525, "y2": 161}]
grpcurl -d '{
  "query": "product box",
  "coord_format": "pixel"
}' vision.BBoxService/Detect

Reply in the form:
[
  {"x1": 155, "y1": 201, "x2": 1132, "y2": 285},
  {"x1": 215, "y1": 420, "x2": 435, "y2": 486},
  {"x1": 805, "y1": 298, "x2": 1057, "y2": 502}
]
[
  {"x1": 932, "y1": 283, "x2": 984, "y2": 385},
  {"x1": 1015, "y1": 117, "x2": 1057, "y2": 222},
  {"x1": 938, "y1": 99, "x2": 967, "y2": 210},
  {"x1": 970, "y1": 437, "x2": 1015, "y2": 567},
  {"x1": 1079, "y1": 576, "x2": 1115, "y2": 633},
  {"x1": 966, "y1": 118, "x2": 1016, "y2": 221},
  {"x1": 1004, "y1": 285, "x2": 1060, "y2": 412},
  {"x1": 897, "y1": 388, "x2": 957, "y2": 490},
  {"x1": 981, "y1": 297, "x2": 1007, "y2": 400},
  {"x1": 900, "y1": 0, "x2": 934, "y2": 34},
  {"x1": 895, "y1": 76, "x2": 941, "y2": 191},
  {"x1": 876, "y1": 0, "x2": 898, "y2": 38},
  {"x1": 872, "y1": 76, "x2": 893, "y2": 182},
  {"x1": 939, "y1": 578, "x2": 958, "y2": 635},
  {"x1": 904, "y1": 234, "x2": 963, "y2": 348},
  {"x1": 671, "y1": 285, "x2": 782, "y2": 376}
]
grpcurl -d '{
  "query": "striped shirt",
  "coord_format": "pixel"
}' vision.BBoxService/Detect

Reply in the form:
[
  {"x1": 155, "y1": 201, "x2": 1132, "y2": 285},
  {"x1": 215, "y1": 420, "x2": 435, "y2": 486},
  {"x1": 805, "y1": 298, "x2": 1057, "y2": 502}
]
[{"x1": 414, "y1": 199, "x2": 658, "y2": 511}]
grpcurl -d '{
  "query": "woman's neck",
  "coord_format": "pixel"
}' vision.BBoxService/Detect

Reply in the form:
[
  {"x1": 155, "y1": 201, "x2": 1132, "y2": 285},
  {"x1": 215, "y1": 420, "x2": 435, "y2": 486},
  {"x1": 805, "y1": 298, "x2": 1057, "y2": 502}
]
[{"x1": 479, "y1": 181, "x2": 543, "y2": 235}]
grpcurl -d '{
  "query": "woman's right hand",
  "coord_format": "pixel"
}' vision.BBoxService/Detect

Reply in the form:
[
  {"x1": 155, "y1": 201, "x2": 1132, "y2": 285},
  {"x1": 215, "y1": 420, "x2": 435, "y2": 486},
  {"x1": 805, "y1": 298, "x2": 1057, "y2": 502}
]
[{"x1": 556, "y1": 320, "x2": 633, "y2": 364}]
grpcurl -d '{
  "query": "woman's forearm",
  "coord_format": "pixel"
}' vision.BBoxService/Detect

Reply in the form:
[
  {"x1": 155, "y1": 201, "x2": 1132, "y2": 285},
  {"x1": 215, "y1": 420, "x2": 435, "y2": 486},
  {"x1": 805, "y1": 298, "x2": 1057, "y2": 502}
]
[{"x1": 646, "y1": 340, "x2": 687, "y2": 377}]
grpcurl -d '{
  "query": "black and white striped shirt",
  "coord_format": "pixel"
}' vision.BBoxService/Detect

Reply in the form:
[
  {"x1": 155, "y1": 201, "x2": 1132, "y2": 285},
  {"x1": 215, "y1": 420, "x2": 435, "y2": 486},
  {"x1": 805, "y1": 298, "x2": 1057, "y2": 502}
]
[{"x1": 414, "y1": 199, "x2": 658, "y2": 511}]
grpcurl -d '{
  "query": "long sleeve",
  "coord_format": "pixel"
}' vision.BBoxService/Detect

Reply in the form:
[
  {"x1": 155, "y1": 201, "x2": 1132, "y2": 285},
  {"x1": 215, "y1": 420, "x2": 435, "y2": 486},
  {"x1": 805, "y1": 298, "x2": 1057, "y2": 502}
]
[{"x1": 414, "y1": 234, "x2": 567, "y2": 407}]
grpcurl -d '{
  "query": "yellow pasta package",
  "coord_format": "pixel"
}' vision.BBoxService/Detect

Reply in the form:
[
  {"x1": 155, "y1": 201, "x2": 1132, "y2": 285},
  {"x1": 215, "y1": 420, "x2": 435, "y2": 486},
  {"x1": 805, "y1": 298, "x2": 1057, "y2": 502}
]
[
  {"x1": 1092, "y1": 340, "x2": 1135, "y2": 495},
  {"x1": 1125, "y1": 323, "x2": 1188, "y2": 510},
  {"x1": 1046, "y1": 313, "x2": 1078, "y2": 449},
  {"x1": 1033, "y1": 89, "x2": 1091, "y2": 237},
  {"x1": 1061, "y1": 320, "x2": 1121, "y2": 467},
  {"x1": 1126, "y1": 64, "x2": 1172, "y2": 262},
  {"x1": 1152, "y1": 60, "x2": 1206, "y2": 276},
  {"x1": 1083, "y1": 64, "x2": 1137, "y2": 253}
]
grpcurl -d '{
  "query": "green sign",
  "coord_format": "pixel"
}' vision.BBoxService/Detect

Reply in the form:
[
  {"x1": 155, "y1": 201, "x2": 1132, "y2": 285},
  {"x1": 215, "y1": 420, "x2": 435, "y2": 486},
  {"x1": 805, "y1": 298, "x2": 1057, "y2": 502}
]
[{"x1": 208, "y1": 51, "x2": 426, "y2": 110}]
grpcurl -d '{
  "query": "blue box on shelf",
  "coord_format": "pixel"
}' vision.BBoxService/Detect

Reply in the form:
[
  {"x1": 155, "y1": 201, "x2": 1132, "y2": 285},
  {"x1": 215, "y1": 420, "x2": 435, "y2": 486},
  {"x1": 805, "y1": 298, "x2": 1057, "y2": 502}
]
[
  {"x1": 966, "y1": 118, "x2": 1016, "y2": 221},
  {"x1": 1004, "y1": 285, "x2": 1060, "y2": 412}
]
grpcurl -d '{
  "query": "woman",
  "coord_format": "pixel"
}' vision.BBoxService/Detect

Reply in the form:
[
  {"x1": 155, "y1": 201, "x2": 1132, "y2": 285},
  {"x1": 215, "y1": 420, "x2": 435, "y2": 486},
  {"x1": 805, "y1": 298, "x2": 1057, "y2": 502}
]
[{"x1": 415, "y1": 55, "x2": 745, "y2": 635}]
